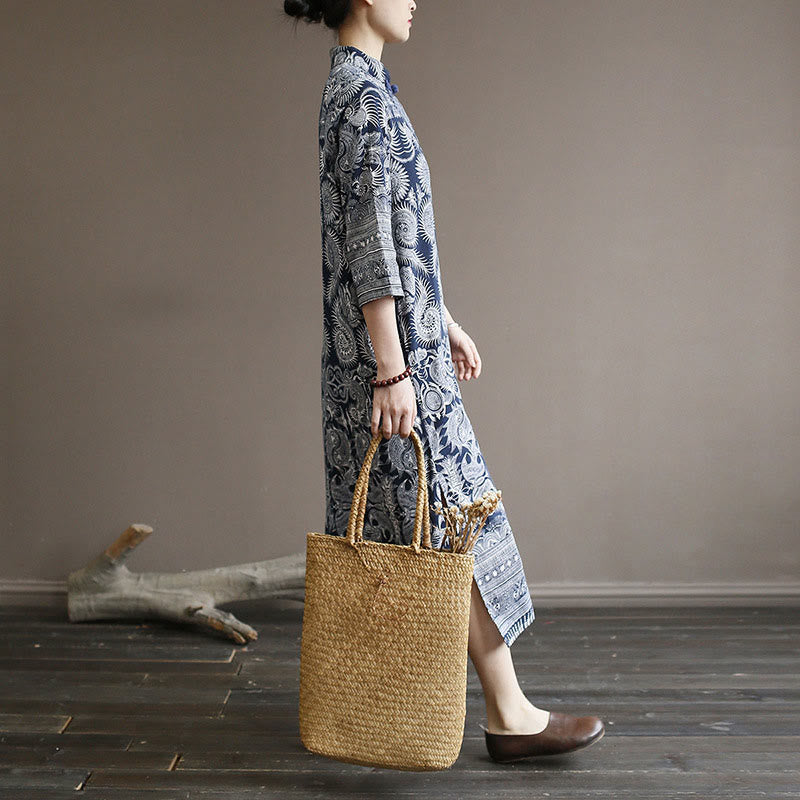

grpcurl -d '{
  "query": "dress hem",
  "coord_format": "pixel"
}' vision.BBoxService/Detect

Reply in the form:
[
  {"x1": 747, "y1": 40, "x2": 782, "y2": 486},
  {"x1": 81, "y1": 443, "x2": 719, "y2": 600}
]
[{"x1": 499, "y1": 601, "x2": 536, "y2": 648}]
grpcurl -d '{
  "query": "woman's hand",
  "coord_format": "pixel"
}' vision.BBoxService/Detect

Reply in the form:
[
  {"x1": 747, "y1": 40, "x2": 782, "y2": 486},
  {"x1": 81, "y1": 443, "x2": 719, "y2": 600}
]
[
  {"x1": 372, "y1": 377, "x2": 417, "y2": 440},
  {"x1": 449, "y1": 326, "x2": 482, "y2": 381}
]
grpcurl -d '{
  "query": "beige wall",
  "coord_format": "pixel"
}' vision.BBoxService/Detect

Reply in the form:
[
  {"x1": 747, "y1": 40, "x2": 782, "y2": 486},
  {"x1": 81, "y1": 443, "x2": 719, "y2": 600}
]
[{"x1": 2, "y1": 0, "x2": 798, "y2": 601}]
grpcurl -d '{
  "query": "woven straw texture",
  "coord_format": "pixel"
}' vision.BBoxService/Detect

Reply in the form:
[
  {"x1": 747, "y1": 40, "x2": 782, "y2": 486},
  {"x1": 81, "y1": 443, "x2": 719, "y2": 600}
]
[{"x1": 299, "y1": 429, "x2": 475, "y2": 771}]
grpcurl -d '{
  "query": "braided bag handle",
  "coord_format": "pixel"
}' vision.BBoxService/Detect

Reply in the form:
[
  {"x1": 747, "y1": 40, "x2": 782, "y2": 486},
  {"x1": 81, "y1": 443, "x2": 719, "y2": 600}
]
[{"x1": 345, "y1": 430, "x2": 433, "y2": 553}]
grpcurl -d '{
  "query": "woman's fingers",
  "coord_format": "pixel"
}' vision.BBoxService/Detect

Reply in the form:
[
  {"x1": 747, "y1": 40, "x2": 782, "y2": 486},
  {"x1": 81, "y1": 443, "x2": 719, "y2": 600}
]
[
  {"x1": 472, "y1": 346, "x2": 482, "y2": 378},
  {"x1": 456, "y1": 353, "x2": 480, "y2": 380},
  {"x1": 398, "y1": 409, "x2": 413, "y2": 438},
  {"x1": 451, "y1": 333, "x2": 482, "y2": 381},
  {"x1": 386, "y1": 404, "x2": 401, "y2": 438},
  {"x1": 372, "y1": 384, "x2": 417, "y2": 438}
]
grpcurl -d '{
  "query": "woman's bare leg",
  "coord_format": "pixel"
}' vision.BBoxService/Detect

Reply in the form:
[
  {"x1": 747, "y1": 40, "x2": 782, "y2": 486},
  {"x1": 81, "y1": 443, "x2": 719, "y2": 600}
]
[{"x1": 467, "y1": 577, "x2": 551, "y2": 734}]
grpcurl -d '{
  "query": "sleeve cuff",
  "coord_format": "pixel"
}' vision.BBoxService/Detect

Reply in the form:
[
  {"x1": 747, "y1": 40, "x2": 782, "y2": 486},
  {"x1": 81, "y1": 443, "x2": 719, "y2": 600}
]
[{"x1": 356, "y1": 279, "x2": 405, "y2": 308}]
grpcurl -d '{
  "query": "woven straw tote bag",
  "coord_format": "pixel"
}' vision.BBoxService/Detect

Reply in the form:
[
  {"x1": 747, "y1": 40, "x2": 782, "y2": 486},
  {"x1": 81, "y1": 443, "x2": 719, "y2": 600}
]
[{"x1": 299, "y1": 429, "x2": 475, "y2": 771}]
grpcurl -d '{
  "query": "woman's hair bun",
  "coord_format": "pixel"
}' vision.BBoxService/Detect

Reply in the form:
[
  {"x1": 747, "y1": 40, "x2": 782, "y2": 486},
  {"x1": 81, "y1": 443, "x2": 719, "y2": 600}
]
[
  {"x1": 283, "y1": 0, "x2": 350, "y2": 29},
  {"x1": 283, "y1": 0, "x2": 323, "y2": 24}
]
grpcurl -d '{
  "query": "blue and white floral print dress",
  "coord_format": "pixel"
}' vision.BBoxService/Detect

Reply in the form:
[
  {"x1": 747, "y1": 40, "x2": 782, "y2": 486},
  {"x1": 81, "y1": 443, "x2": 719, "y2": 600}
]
[{"x1": 318, "y1": 44, "x2": 535, "y2": 647}]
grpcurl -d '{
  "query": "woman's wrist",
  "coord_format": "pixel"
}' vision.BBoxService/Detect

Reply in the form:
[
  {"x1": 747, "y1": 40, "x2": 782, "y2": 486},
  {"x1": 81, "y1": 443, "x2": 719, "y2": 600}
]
[{"x1": 375, "y1": 354, "x2": 407, "y2": 380}]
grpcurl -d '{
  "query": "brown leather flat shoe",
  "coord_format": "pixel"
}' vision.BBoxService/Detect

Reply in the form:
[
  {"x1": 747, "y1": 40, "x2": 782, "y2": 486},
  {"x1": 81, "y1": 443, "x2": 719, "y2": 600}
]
[{"x1": 480, "y1": 711, "x2": 605, "y2": 762}]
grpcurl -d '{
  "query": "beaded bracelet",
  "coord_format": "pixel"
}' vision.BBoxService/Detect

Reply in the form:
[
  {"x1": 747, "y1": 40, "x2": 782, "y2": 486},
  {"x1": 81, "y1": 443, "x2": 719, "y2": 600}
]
[{"x1": 370, "y1": 364, "x2": 412, "y2": 387}]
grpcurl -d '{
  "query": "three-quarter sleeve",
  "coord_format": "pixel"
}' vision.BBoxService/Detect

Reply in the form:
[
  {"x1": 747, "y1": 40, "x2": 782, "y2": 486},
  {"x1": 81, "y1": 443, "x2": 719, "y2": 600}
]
[{"x1": 337, "y1": 101, "x2": 404, "y2": 308}]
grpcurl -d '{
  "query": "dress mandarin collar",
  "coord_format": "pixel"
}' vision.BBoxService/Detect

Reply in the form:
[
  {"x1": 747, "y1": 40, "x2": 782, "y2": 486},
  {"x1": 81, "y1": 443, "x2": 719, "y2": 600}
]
[{"x1": 329, "y1": 44, "x2": 399, "y2": 94}]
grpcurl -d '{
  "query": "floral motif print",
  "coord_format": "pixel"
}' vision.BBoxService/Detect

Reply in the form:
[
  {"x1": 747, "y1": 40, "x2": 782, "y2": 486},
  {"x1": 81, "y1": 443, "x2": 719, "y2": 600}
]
[{"x1": 318, "y1": 45, "x2": 534, "y2": 647}]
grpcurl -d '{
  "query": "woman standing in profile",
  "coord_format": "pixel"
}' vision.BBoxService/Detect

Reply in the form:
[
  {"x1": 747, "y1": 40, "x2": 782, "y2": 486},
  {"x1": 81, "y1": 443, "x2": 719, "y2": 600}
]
[{"x1": 283, "y1": 0, "x2": 605, "y2": 761}]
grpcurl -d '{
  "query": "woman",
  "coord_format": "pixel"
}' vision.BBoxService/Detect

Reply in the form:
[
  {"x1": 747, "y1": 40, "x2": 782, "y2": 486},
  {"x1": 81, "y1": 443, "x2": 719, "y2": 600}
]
[{"x1": 284, "y1": 0, "x2": 605, "y2": 761}]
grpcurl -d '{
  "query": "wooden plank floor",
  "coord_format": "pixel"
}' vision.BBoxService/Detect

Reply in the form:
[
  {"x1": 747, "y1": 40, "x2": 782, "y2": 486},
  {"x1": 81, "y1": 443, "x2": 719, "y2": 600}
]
[{"x1": 1, "y1": 602, "x2": 799, "y2": 798}]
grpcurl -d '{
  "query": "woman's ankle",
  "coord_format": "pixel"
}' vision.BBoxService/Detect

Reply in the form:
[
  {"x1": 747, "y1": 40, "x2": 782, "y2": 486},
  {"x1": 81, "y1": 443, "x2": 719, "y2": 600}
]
[{"x1": 486, "y1": 693, "x2": 550, "y2": 734}]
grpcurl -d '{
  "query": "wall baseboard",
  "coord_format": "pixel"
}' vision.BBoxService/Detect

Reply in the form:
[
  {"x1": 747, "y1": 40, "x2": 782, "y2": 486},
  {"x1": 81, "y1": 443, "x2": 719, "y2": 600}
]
[
  {"x1": 1, "y1": 579, "x2": 799, "y2": 608},
  {"x1": 526, "y1": 581, "x2": 800, "y2": 606}
]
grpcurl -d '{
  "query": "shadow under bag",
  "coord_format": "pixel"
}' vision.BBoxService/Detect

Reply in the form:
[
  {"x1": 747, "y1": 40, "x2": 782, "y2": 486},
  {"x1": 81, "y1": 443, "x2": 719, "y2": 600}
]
[{"x1": 299, "y1": 430, "x2": 475, "y2": 771}]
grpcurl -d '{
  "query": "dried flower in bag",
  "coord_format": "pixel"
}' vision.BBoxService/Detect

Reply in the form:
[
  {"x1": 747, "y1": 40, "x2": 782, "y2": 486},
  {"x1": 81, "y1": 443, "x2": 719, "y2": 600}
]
[{"x1": 432, "y1": 488, "x2": 502, "y2": 554}]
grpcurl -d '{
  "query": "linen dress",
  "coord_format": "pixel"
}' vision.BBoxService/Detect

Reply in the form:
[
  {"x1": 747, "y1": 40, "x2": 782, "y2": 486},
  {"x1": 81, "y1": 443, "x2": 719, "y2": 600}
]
[{"x1": 318, "y1": 44, "x2": 535, "y2": 647}]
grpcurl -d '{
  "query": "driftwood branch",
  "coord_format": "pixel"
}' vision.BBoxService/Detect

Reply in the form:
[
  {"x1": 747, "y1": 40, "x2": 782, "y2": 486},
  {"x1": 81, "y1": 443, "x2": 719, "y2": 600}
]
[{"x1": 67, "y1": 524, "x2": 306, "y2": 644}]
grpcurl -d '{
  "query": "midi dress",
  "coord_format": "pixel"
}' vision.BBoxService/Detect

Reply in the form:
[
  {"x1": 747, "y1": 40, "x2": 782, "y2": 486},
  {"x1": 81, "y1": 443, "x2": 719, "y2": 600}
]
[{"x1": 318, "y1": 44, "x2": 535, "y2": 647}]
